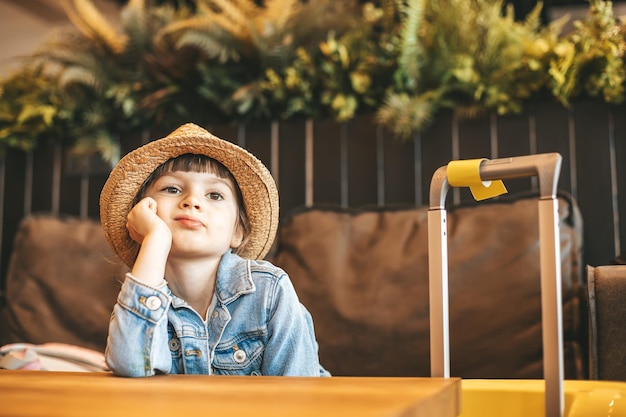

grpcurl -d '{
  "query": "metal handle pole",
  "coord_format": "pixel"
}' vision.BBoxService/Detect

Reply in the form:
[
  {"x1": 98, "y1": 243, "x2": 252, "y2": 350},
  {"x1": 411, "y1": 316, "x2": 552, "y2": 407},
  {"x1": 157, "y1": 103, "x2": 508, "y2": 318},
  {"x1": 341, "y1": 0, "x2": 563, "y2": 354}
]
[
  {"x1": 539, "y1": 197, "x2": 565, "y2": 417},
  {"x1": 428, "y1": 153, "x2": 563, "y2": 417}
]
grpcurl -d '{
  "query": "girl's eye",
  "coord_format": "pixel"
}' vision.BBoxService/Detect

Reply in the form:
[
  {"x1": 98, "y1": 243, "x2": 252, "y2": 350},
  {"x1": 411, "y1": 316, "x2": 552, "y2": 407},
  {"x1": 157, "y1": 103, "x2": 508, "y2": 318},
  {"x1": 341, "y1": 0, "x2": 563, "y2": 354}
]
[
  {"x1": 162, "y1": 186, "x2": 181, "y2": 194},
  {"x1": 208, "y1": 192, "x2": 224, "y2": 201}
]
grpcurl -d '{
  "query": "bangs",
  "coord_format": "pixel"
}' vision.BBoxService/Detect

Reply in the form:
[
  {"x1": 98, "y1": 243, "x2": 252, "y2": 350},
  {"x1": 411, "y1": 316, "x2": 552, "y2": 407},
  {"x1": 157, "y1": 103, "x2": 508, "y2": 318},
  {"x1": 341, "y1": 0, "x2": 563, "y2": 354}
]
[{"x1": 161, "y1": 154, "x2": 232, "y2": 179}]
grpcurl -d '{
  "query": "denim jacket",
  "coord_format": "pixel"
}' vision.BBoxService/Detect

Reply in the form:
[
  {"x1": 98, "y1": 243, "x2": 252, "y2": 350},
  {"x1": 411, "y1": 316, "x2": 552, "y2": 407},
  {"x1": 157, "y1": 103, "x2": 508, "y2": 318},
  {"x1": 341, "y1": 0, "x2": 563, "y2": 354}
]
[{"x1": 105, "y1": 250, "x2": 328, "y2": 377}]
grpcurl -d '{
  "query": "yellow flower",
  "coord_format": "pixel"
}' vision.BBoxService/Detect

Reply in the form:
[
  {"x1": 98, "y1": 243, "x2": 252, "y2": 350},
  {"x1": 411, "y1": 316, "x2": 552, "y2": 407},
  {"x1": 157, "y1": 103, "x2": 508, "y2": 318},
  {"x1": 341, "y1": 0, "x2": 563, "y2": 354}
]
[
  {"x1": 331, "y1": 93, "x2": 346, "y2": 109},
  {"x1": 320, "y1": 33, "x2": 350, "y2": 68},
  {"x1": 261, "y1": 68, "x2": 281, "y2": 90},
  {"x1": 350, "y1": 71, "x2": 372, "y2": 94},
  {"x1": 320, "y1": 36, "x2": 335, "y2": 57},
  {"x1": 296, "y1": 47, "x2": 312, "y2": 66},
  {"x1": 362, "y1": 3, "x2": 383, "y2": 23},
  {"x1": 527, "y1": 58, "x2": 541, "y2": 71},
  {"x1": 331, "y1": 94, "x2": 357, "y2": 121},
  {"x1": 528, "y1": 38, "x2": 550, "y2": 56},
  {"x1": 554, "y1": 41, "x2": 574, "y2": 57},
  {"x1": 285, "y1": 67, "x2": 300, "y2": 89}
]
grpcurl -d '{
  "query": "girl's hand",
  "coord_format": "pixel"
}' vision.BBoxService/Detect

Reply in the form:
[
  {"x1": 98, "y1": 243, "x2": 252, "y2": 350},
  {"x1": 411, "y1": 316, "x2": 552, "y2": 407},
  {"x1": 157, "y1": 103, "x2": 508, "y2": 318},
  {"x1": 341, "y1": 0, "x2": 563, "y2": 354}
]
[
  {"x1": 126, "y1": 197, "x2": 171, "y2": 244},
  {"x1": 127, "y1": 197, "x2": 172, "y2": 286}
]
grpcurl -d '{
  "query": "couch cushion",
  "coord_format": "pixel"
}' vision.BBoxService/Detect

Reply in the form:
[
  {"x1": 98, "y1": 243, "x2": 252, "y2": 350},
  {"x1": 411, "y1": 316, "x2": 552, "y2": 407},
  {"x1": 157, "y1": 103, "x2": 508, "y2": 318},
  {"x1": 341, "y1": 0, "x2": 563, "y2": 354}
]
[
  {"x1": 0, "y1": 214, "x2": 126, "y2": 352},
  {"x1": 271, "y1": 192, "x2": 584, "y2": 378},
  {"x1": 587, "y1": 264, "x2": 626, "y2": 380}
]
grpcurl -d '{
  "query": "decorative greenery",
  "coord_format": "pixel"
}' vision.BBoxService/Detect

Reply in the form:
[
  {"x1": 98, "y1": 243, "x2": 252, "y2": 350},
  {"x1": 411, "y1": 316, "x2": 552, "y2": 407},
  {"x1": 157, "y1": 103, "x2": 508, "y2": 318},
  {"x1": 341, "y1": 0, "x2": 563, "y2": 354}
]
[
  {"x1": 380, "y1": 0, "x2": 556, "y2": 136},
  {"x1": 257, "y1": 1, "x2": 400, "y2": 122},
  {"x1": 548, "y1": 0, "x2": 626, "y2": 105},
  {"x1": 0, "y1": 66, "x2": 64, "y2": 153},
  {"x1": 0, "y1": 0, "x2": 624, "y2": 160},
  {"x1": 183, "y1": 0, "x2": 366, "y2": 121},
  {"x1": 377, "y1": 0, "x2": 625, "y2": 138}
]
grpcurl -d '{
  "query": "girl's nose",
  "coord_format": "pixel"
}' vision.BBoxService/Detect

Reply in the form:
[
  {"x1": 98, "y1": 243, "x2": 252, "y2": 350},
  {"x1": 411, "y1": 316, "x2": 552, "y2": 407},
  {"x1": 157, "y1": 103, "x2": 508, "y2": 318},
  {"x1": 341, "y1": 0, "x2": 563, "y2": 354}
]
[{"x1": 181, "y1": 193, "x2": 202, "y2": 210}]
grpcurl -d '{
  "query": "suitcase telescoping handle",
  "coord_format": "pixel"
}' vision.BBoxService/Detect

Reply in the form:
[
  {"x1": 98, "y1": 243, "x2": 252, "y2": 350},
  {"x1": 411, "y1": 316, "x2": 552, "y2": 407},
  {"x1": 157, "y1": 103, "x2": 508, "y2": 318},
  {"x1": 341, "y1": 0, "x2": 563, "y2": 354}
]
[{"x1": 428, "y1": 153, "x2": 564, "y2": 417}]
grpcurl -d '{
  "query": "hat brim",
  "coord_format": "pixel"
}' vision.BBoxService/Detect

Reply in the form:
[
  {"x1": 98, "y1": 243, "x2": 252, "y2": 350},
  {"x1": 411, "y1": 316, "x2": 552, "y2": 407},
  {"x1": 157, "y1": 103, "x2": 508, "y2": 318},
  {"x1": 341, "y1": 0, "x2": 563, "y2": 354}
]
[{"x1": 100, "y1": 123, "x2": 279, "y2": 267}]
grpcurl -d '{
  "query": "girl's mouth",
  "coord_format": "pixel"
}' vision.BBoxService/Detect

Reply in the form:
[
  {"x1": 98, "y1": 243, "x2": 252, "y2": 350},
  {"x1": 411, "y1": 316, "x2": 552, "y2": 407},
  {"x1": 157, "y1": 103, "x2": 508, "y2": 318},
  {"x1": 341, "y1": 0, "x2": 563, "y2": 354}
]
[{"x1": 176, "y1": 216, "x2": 203, "y2": 228}]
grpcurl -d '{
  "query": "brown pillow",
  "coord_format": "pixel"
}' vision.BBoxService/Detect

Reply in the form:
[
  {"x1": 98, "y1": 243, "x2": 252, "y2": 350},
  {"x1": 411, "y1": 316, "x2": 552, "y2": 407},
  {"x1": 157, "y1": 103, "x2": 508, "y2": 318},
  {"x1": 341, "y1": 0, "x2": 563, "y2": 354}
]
[
  {"x1": 587, "y1": 265, "x2": 626, "y2": 380},
  {"x1": 271, "y1": 192, "x2": 584, "y2": 378},
  {"x1": 0, "y1": 214, "x2": 126, "y2": 352}
]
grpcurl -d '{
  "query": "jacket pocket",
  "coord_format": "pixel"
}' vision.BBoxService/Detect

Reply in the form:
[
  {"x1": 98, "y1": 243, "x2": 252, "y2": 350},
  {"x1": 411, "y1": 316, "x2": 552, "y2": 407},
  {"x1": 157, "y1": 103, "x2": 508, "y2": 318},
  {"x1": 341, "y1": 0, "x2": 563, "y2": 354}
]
[{"x1": 212, "y1": 332, "x2": 265, "y2": 375}]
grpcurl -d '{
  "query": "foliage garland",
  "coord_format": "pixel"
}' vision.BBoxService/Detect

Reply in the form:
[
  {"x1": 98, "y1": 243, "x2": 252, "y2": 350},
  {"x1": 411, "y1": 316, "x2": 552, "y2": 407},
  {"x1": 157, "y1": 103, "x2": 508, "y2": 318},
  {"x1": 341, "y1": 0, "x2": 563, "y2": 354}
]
[{"x1": 0, "y1": 0, "x2": 624, "y2": 161}]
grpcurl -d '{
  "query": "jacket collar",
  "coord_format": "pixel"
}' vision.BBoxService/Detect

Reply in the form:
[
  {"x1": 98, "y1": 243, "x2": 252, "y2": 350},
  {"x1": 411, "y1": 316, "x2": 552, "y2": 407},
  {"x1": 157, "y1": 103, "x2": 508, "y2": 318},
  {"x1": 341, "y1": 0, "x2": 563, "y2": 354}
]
[{"x1": 214, "y1": 250, "x2": 256, "y2": 304}]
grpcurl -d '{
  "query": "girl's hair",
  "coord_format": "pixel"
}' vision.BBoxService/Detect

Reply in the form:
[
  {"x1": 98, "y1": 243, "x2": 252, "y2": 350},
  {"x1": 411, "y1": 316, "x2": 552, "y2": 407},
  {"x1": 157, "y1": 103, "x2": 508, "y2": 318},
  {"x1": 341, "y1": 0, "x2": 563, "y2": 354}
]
[{"x1": 131, "y1": 153, "x2": 252, "y2": 256}]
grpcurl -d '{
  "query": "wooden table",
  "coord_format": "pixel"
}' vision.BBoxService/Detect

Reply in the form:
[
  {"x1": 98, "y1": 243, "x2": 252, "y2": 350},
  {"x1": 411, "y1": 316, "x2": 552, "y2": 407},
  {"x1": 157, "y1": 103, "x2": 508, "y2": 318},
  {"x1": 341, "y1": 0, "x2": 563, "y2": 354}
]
[{"x1": 0, "y1": 371, "x2": 461, "y2": 417}]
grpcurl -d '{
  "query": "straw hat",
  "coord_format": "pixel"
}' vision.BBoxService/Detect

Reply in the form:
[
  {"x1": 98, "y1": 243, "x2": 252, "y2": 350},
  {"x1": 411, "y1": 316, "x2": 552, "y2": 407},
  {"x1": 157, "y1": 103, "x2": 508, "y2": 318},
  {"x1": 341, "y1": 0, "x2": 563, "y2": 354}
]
[{"x1": 100, "y1": 123, "x2": 279, "y2": 267}]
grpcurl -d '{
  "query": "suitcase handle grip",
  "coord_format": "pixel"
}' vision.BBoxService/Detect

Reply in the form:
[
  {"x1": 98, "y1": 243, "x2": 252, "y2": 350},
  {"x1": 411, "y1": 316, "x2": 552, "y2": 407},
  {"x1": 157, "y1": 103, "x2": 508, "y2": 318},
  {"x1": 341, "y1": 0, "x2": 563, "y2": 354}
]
[{"x1": 430, "y1": 152, "x2": 562, "y2": 208}]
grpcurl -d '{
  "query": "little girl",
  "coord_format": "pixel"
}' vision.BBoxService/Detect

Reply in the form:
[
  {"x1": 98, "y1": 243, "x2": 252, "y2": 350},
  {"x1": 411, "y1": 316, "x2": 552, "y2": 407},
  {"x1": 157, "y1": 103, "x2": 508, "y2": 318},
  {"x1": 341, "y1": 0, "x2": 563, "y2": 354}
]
[{"x1": 100, "y1": 123, "x2": 328, "y2": 377}]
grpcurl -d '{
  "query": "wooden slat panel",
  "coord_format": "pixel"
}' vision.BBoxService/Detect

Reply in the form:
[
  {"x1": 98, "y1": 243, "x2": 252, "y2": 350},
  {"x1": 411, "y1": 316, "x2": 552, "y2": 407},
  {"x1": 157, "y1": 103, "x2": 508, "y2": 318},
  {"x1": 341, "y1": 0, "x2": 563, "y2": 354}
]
[
  {"x1": 209, "y1": 124, "x2": 239, "y2": 146},
  {"x1": 63, "y1": 147, "x2": 118, "y2": 220},
  {"x1": 242, "y1": 122, "x2": 273, "y2": 172},
  {"x1": 277, "y1": 120, "x2": 307, "y2": 217},
  {"x1": 383, "y1": 128, "x2": 416, "y2": 206},
  {"x1": 457, "y1": 115, "x2": 492, "y2": 159},
  {"x1": 457, "y1": 114, "x2": 492, "y2": 204},
  {"x1": 613, "y1": 104, "x2": 626, "y2": 259},
  {"x1": 422, "y1": 110, "x2": 454, "y2": 206},
  {"x1": 59, "y1": 174, "x2": 84, "y2": 217},
  {"x1": 1, "y1": 148, "x2": 27, "y2": 286},
  {"x1": 496, "y1": 113, "x2": 533, "y2": 194},
  {"x1": 532, "y1": 101, "x2": 572, "y2": 195},
  {"x1": 88, "y1": 175, "x2": 108, "y2": 219},
  {"x1": 312, "y1": 119, "x2": 342, "y2": 206},
  {"x1": 347, "y1": 114, "x2": 378, "y2": 208},
  {"x1": 119, "y1": 128, "x2": 151, "y2": 156},
  {"x1": 30, "y1": 143, "x2": 55, "y2": 213},
  {"x1": 573, "y1": 100, "x2": 618, "y2": 266}
]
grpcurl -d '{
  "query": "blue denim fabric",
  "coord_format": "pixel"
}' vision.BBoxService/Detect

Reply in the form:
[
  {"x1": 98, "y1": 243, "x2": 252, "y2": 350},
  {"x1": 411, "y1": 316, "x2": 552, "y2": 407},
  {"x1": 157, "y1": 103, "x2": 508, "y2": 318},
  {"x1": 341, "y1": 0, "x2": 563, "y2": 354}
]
[{"x1": 105, "y1": 250, "x2": 329, "y2": 377}]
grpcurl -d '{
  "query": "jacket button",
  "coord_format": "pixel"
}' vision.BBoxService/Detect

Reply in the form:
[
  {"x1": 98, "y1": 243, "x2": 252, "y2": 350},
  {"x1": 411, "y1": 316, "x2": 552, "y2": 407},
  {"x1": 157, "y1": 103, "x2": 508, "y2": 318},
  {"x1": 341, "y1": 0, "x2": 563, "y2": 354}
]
[
  {"x1": 168, "y1": 338, "x2": 180, "y2": 352},
  {"x1": 145, "y1": 295, "x2": 162, "y2": 310},
  {"x1": 233, "y1": 350, "x2": 247, "y2": 363}
]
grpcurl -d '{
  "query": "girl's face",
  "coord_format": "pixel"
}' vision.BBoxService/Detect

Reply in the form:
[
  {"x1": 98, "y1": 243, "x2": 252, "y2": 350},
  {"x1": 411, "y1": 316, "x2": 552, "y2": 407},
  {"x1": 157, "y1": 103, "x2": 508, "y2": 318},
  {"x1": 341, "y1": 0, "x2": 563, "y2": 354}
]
[{"x1": 144, "y1": 170, "x2": 243, "y2": 260}]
